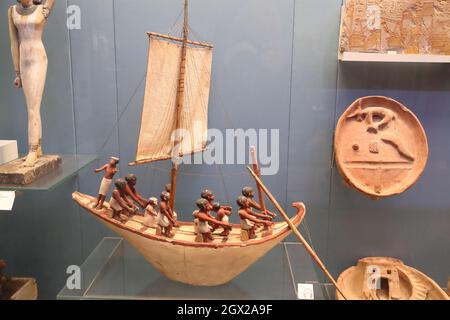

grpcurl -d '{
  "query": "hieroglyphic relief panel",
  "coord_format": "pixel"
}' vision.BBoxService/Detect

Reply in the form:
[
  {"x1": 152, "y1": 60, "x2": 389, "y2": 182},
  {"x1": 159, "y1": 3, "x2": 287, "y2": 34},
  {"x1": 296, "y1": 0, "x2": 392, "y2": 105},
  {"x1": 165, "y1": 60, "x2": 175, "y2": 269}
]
[{"x1": 340, "y1": 0, "x2": 450, "y2": 55}]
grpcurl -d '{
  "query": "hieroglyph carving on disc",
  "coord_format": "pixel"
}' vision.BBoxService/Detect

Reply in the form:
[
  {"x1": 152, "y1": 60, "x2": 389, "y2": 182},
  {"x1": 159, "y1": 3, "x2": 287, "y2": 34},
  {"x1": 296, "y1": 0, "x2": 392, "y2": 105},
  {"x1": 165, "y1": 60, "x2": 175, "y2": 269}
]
[{"x1": 335, "y1": 96, "x2": 428, "y2": 198}]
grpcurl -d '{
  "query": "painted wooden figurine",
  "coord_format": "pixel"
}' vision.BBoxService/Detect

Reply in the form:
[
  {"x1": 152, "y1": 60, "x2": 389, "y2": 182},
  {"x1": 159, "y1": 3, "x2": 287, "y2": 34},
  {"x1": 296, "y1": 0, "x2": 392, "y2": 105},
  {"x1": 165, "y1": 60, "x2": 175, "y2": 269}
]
[
  {"x1": 237, "y1": 196, "x2": 273, "y2": 240},
  {"x1": 143, "y1": 197, "x2": 158, "y2": 228},
  {"x1": 157, "y1": 191, "x2": 177, "y2": 238},
  {"x1": 242, "y1": 187, "x2": 276, "y2": 219},
  {"x1": 8, "y1": 0, "x2": 55, "y2": 166},
  {"x1": 193, "y1": 199, "x2": 230, "y2": 243},
  {"x1": 211, "y1": 202, "x2": 232, "y2": 236},
  {"x1": 124, "y1": 174, "x2": 148, "y2": 209},
  {"x1": 200, "y1": 189, "x2": 232, "y2": 211},
  {"x1": 199, "y1": 189, "x2": 227, "y2": 232},
  {"x1": 164, "y1": 183, "x2": 178, "y2": 223},
  {"x1": 109, "y1": 179, "x2": 136, "y2": 222},
  {"x1": 93, "y1": 157, "x2": 119, "y2": 209},
  {"x1": 165, "y1": 183, "x2": 172, "y2": 195}
]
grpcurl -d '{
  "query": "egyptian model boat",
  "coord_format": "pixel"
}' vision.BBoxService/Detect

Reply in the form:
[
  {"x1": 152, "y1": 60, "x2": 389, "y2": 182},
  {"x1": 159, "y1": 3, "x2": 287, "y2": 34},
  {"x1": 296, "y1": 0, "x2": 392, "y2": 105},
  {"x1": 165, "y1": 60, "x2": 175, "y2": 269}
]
[
  {"x1": 336, "y1": 257, "x2": 449, "y2": 300},
  {"x1": 73, "y1": 192, "x2": 305, "y2": 286},
  {"x1": 73, "y1": 0, "x2": 308, "y2": 286}
]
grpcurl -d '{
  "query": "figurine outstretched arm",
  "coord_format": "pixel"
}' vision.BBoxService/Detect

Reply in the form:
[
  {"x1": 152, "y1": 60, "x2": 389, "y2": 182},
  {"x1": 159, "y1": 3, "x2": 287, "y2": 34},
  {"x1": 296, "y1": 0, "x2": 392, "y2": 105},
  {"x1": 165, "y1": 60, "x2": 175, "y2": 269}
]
[
  {"x1": 248, "y1": 209, "x2": 272, "y2": 221},
  {"x1": 8, "y1": 7, "x2": 21, "y2": 88},
  {"x1": 112, "y1": 190, "x2": 134, "y2": 214},
  {"x1": 161, "y1": 207, "x2": 177, "y2": 226},
  {"x1": 240, "y1": 210, "x2": 273, "y2": 226},
  {"x1": 124, "y1": 185, "x2": 142, "y2": 208},
  {"x1": 197, "y1": 212, "x2": 230, "y2": 229},
  {"x1": 249, "y1": 201, "x2": 277, "y2": 218},
  {"x1": 43, "y1": 0, "x2": 56, "y2": 18},
  {"x1": 124, "y1": 194, "x2": 138, "y2": 211},
  {"x1": 94, "y1": 165, "x2": 107, "y2": 173},
  {"x1": 129, "y1": 187, "x2": 148, "y2": 208}
]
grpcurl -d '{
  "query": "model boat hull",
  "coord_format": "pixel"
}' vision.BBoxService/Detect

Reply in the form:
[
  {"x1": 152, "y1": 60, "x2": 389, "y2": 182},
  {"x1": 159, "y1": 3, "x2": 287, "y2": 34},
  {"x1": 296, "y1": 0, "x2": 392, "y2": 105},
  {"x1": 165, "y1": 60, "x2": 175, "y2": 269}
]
[{"x1": 73, "y1": 192, "x2": 305, "y2": 286}]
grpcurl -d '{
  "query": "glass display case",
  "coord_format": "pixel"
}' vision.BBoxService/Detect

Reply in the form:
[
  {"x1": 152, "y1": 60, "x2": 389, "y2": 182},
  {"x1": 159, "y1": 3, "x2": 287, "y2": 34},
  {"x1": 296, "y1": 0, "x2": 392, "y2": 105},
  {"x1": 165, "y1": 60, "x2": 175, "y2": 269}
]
[{"x1": 57, "y1": 238, "x2": 334, "y2": 300}]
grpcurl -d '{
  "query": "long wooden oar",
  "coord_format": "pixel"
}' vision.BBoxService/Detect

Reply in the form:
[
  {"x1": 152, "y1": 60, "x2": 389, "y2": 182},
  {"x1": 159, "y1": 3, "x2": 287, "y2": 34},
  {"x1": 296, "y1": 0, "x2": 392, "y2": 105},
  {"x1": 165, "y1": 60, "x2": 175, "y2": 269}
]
[
  {"x1": 247, "y1": 166, "x2": 348, "y2": 300},
  {"x1": 250, "y1": 146, "x2": 267, "y2": 212}
]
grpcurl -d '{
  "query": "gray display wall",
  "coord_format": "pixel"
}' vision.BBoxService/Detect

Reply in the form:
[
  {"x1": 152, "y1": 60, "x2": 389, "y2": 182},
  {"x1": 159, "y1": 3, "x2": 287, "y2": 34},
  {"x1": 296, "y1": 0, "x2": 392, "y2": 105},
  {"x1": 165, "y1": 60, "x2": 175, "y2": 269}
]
[{"x1": 0, "y1": 0, "x2": 449, "y2": 299}]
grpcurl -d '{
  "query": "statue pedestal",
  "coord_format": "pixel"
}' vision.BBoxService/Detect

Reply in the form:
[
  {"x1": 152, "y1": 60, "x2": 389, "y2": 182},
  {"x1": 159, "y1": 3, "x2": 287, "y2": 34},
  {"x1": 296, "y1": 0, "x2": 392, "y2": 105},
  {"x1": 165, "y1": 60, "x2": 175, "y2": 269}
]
[
  {"x1": 0, "y1": 155, "x2": 62, "y2": 185},
  {"x1": 1, "y1": 278, "x2": 38, "y2": 300},
  {"x1": 0, "y1": 141, "x2": 18, "y2": 166}
]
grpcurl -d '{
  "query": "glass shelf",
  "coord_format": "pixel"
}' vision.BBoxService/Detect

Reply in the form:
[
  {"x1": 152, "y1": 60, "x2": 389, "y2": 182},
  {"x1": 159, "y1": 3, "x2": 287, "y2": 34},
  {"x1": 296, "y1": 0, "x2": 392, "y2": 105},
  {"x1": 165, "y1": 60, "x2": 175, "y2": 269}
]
[
  {"x1": 0, "y1": 155, "x2": 97, "y2": 191},
  {"x1": 57, "y1": 237, "x2": 334, "y2": 300},
  {"x1": 339, "y1": 52, "x2": 450, "y2": 63}
]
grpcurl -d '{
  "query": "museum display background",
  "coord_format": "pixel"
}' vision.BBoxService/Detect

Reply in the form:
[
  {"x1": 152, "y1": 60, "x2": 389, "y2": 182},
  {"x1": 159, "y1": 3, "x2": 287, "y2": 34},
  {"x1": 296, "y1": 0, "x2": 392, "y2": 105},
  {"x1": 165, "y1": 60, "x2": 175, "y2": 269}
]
[{"x1": 0, "y1": 0, "x2": 449, "y2": 299}]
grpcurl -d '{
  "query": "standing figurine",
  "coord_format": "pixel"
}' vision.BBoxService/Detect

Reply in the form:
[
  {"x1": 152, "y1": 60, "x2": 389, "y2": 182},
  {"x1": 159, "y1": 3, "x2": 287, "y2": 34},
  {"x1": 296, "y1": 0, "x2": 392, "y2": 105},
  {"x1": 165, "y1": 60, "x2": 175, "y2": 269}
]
[
  {"x1": 157, "y1": 191, "x2": 177, "y2": 237},
  {"x1": 237, "y1": 196, "x2": 273, "y2": 240},
  {"x1": 143, "y1": 197, "x2": 159, "y2": 228},
  {"x1": 164, "y1": 183, "x2": 178, "y2": 223},
  {"x1": 109, "y1": 179, "x2": 136, "y2": 222},
  {"x1": 124, "y1": 174, "x2": 148, "y2": 209},
  {"x1": 165, "y1": 183, "x2": 172, "y2": 195},
  {"x1": 8, "y1": 0, "x2": 55, "y2": 166},
  {"x1": 93, "y1": 157, "x2": 119, "y2": 209},
  {"x1": 211, "y1": 202, "x2": 232, "y2": 236},
  {"x1": 242, "y1": 187, "x2": 276, "y2": 218}
]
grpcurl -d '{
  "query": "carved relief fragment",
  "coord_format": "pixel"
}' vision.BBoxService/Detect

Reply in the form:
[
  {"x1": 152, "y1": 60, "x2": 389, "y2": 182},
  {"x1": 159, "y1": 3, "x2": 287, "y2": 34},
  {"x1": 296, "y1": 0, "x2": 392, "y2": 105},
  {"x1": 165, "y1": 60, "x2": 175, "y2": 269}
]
[
  {"x1": 334, "y1": 96, "x2": 428, "y2": 198},
  {"x1": 340, "y1": 0, "x2": 450, "y2": 55}
]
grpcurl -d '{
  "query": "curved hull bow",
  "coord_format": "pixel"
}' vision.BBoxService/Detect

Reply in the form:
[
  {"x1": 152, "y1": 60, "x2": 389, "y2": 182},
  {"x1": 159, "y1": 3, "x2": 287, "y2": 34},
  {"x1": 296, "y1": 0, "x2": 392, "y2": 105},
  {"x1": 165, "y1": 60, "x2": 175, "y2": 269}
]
[{"x1": 73, "y1": 192, "x2": 305, "y2": 286}]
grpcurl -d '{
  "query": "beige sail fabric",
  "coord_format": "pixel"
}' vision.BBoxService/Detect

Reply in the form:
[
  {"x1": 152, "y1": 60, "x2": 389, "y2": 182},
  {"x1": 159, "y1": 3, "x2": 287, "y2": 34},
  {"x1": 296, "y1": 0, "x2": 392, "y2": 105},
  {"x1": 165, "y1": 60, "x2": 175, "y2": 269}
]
[{"x1": 133, "y1": 36, "x2": 213, "y2": 165}]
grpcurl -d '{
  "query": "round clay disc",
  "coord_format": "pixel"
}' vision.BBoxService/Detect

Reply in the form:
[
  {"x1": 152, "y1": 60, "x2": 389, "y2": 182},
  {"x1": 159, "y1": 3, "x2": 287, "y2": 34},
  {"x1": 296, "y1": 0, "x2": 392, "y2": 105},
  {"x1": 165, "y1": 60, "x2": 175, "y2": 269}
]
[{"x1": 334, "y1": 96, "x2": 428, "y2": 198}]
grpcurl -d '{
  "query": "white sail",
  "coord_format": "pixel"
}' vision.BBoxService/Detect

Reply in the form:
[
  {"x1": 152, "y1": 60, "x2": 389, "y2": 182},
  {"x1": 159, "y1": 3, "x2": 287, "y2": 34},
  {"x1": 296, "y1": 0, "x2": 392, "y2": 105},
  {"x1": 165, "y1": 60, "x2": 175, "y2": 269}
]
[{"x1": 131, "y1": 36, "x2": 213, "y2": 165}]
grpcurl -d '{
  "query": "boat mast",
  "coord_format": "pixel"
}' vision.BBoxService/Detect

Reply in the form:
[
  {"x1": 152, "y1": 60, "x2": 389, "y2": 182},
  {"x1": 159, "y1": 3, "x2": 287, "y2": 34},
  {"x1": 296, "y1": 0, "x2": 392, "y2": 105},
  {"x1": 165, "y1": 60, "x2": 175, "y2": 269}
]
[{"x1": 170, "y1": 0, "x2": 189, "y2": 210}]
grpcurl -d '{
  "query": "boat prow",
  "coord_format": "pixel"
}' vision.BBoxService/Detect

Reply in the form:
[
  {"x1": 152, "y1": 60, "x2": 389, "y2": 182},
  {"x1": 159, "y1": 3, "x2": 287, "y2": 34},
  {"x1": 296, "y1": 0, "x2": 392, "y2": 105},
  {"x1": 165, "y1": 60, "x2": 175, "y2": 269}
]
[{"x1": 72, "y1": 192, "x2": 305, "y2": 286}]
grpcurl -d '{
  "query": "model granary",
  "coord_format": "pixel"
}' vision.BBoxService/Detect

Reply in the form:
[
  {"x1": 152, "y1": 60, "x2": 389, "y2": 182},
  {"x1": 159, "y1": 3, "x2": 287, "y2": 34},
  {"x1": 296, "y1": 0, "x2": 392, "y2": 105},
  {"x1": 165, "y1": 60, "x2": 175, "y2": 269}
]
[
  {"x1": 337, "y1": 257, "x2": 450, "y2": 300},
  {"x1": 340, "y1": 0, "x2": 450, "y2": 55}
]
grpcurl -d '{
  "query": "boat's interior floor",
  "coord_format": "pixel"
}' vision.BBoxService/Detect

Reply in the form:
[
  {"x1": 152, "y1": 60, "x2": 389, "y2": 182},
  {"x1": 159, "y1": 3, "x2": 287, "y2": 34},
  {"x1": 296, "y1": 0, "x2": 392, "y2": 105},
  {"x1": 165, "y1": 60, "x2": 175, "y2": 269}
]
[{"x1": 75, "y1": 192, "x2": 293, "y2": 244}]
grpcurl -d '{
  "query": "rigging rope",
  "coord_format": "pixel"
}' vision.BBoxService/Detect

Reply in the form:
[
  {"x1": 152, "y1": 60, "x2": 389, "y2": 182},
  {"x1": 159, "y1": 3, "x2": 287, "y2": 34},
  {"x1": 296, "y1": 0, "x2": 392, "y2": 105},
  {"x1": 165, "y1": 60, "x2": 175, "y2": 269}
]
[{"x1": 80, "y1": 20, "x2": 288, "y2": 222}]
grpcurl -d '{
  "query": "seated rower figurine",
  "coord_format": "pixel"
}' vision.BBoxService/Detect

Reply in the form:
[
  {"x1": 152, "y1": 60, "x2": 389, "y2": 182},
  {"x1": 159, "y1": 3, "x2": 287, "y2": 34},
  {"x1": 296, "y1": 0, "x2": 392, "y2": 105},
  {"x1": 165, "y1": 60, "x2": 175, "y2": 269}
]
[
  {"x1": 200, "y1": 189, "x2": 232, "y2": 231},
  {"x1": 242, "y1": 186, "x2": 276, "y2": 219},
  {"x1": 193, "y1": 199, "x2": 231, "y2": 243},
  {"x1": 93, "y1": 156, "x2": 119, "y2": 209},
  {"x1": 109, "y1": 179, "x2": 137, "y2": 222},
  {"x1": 157, "y1": 191, "x2": 178, "y2": 238},
  {"x1": 212, "y1": 202, "x2": 232, "y2": 237},
  {"x1": 237, "y1": 196, "x2": 274, "y2": 241},
  {"x1": 143, "y1": 197, "x2": 159, "y2": 228},
  {"x1": 201, "y1": 189, "x2": 232, "y2": 211},
  {"x1": 124, "y1": 174, "x2": 148, "y2": 210}
]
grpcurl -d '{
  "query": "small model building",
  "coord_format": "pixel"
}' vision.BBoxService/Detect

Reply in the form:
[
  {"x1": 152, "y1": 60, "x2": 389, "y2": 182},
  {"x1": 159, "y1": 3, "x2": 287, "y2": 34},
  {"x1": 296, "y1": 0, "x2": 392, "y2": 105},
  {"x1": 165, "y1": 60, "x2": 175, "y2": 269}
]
[{"x1": 337, "y1": 257, "x2": 449, "y2": 300}]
